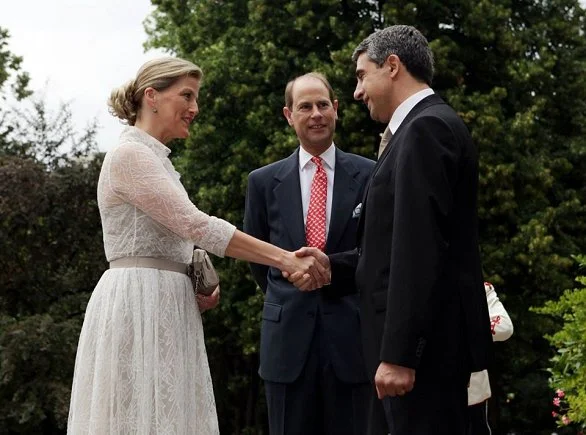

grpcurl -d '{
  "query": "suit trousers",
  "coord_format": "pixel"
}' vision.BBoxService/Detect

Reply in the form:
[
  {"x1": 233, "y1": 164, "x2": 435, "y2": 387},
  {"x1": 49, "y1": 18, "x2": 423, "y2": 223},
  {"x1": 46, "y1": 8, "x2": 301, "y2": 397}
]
[
  {"x1": 375, "y1": 371, "x2": 469, "y2": 435},
  {"x1": 467, "y1": 400, "x2": 491, "y2": 435},
  {"x1": 264, "y1": 312, "x2": 370, "y2": 435}
]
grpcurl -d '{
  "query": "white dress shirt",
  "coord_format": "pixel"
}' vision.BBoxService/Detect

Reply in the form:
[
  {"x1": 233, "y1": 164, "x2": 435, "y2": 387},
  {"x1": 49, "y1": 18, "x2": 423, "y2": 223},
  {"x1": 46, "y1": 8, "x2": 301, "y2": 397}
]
[
  {"x1": 299, "y1": 144, "x2": 335, "y2": 239},
  {"x1": 388, "y1": 88, "x2": 435, "y2": 134}
]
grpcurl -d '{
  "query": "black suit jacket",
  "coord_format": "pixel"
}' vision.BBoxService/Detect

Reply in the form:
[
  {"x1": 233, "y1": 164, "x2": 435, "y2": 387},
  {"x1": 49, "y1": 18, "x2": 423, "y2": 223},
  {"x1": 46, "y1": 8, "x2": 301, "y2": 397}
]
[
  {"x1": 244, "y1": 147, "x2": 374, "y2": 383},
  {"x1": 330, "y1": 94, "x2": 492, "y2": 381}
]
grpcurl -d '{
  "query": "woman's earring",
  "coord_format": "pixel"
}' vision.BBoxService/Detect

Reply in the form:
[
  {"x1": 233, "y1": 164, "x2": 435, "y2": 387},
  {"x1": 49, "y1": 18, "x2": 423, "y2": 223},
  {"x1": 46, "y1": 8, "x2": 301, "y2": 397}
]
[{"x1": 152, "y1": 107, "x2": 158, "y2": 113}]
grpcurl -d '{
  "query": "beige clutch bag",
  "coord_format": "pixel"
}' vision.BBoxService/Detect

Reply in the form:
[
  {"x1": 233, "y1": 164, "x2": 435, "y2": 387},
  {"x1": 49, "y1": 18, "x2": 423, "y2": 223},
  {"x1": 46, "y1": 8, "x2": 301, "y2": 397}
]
[{"x1": 187, "y1": 248, "x2": 219, "y2": 296}]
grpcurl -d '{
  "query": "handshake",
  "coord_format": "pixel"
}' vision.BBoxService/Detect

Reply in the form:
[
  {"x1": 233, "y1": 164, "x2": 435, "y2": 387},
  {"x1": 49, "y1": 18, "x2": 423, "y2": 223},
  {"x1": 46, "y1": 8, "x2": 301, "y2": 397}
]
[{"x1": 282, "y1": 247, "x2": 331, "y2": 291}]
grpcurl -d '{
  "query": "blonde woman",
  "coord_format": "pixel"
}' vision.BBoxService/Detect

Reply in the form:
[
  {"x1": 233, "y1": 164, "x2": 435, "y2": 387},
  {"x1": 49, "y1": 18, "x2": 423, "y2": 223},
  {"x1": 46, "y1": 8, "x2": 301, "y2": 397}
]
[{"x1": 67, "y1": 57, "x2": 327, "y2": 434}]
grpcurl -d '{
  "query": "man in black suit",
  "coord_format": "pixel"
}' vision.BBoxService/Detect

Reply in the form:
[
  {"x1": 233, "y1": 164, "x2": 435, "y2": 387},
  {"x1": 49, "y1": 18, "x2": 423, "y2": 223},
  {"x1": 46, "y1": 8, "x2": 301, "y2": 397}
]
[
  {"x1": 243, "y1": 72, "x2": 374, "y2": 435},
  {"x1": 291, "y1": 26, "x2": 492, "y2": 434}
]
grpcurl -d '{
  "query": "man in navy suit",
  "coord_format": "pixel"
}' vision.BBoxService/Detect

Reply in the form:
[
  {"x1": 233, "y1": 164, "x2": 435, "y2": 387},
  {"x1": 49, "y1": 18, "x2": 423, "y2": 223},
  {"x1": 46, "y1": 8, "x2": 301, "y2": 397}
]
[
  {"x1": 290, "y1": 27, "x2": 493, "y2": 434},
  {"x1": 243, "y1": 72, "x2": 374, "y2": 435}
]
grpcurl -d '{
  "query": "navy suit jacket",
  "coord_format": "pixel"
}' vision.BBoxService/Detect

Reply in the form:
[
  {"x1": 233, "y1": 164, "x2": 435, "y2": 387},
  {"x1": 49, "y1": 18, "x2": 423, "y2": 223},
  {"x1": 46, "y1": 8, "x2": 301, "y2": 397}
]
[{"x1": 244, "y1": 147, "x2": 374, "y2": 384}]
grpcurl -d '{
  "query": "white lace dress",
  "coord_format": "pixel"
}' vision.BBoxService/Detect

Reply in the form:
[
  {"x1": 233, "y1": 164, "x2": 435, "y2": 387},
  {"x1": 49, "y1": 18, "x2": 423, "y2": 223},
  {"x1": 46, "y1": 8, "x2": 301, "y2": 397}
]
[{"x1": 67, "y1": 126, "x2": 236, "y2": 434}]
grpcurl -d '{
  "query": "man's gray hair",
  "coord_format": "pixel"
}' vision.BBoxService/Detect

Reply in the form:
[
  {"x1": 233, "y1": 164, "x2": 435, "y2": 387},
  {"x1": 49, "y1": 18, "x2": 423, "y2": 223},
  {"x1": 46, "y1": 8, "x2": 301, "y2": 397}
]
[{"x1": 352, "y1": 25, "x2": 434, "y2": 86}]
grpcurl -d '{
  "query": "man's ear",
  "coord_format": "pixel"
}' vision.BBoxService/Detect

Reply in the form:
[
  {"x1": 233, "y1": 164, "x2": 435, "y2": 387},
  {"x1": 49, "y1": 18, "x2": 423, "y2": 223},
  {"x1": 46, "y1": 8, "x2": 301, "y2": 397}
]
[
  {"x1": 333, "y1": 99, "x2": 339, "y2": 119},
  {"x1": 283, "y1": 106, "x2": 294, "y2": 127},
  {"x1": 386, "y1": 54, "x2": 401, "y2": 78}
]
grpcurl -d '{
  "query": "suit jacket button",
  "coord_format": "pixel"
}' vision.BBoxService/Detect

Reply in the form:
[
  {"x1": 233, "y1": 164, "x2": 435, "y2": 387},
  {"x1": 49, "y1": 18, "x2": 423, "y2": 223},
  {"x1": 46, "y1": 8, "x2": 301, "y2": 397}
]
[{"x1": 307, "y1": 311, "x2": 315, "y2": 318}]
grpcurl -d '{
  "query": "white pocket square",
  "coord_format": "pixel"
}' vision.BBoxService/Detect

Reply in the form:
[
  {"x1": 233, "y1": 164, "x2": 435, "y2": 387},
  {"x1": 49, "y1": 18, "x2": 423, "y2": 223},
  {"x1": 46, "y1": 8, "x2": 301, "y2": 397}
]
[{"x1": 352, "y1": 203, "x2": 362, "y2": 219}]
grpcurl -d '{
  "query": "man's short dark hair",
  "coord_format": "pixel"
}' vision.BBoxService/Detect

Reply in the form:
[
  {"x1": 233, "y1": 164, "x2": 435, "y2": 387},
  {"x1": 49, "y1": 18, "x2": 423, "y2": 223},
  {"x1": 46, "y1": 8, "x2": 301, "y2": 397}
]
[{"x1": 352, "y1": 25, "x2": 434, "y2": 86}]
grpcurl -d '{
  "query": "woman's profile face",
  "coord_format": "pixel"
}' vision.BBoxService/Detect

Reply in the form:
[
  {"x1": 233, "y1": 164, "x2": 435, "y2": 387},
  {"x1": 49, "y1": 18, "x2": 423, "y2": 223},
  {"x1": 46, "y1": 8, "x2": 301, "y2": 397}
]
[{"x1": 152, "y1": 75, "x2": 201, "y2": 144}]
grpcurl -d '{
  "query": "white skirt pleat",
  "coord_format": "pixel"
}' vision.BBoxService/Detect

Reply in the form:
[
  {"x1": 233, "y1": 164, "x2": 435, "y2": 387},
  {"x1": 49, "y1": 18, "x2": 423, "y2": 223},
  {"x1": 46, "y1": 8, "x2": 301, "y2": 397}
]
[{"x1": 67, "y1": 268, "x2": 219, "y2": 434}]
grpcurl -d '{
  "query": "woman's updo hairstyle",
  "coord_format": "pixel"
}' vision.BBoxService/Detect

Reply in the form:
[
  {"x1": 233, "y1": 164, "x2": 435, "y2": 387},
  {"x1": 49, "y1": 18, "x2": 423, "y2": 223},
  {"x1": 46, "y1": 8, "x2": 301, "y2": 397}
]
[{"x1": 108, "y1": 57, "x2": 203, "y2": 125}]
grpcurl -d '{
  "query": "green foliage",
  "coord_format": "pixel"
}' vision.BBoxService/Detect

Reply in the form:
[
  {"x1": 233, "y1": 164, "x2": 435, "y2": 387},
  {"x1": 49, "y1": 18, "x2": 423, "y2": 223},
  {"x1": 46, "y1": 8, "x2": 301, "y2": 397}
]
[
  {"x1": 0, "y1": 27, "x2": 31, "y2": 101},
  {"x1": 2, "y1": 95, "x2": 98, "y2": 169},
  {"x1": 0, "y1": 26, "x2": 32, "y2": 164},
  {"x1": 534, "y1": 255, "x2": 586, "y2": 429},
  {"x1": 0, "y1": 314, "x2": 85, "y2": 433},
  {"x1": 0, "y1": 89, "x2": 104, "y2": 431}
]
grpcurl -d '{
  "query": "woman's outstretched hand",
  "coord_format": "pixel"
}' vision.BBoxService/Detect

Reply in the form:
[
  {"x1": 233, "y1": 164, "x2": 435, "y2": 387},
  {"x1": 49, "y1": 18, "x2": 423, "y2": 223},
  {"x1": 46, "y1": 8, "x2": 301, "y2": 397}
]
[{"x1": 197, "y1": 285, "x2": 220, "y2": 313}]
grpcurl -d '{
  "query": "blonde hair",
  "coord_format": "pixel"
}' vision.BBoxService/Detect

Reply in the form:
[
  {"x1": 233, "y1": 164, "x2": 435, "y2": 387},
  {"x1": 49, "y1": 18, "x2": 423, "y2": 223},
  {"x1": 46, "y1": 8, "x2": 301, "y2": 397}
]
[{"x1": 108, "y1": 57, "x2": 203, "y2": 125}]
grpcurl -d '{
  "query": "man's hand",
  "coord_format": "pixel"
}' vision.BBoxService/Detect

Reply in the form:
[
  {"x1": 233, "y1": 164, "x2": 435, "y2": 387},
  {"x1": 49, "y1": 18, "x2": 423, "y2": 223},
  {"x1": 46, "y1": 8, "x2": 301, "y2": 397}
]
[
  {"x1": 279, "y1": 248, "x2": 330, "y2": 289},
  {"x1": 374, "y1": 362, "x2": 415, "y2": 399},
  {"x1": 196, "y1": 285, "x2": 220, "y2": 313},
  {"x1": 282, "y1": 247, "x2": 331, "y2": 291}
]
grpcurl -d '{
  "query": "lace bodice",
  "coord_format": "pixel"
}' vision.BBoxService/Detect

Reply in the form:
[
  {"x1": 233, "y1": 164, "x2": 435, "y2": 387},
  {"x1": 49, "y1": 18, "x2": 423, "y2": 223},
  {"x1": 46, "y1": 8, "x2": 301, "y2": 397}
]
[{"x1": 97, "y1": 126, "x2": 236, "y2": 263}]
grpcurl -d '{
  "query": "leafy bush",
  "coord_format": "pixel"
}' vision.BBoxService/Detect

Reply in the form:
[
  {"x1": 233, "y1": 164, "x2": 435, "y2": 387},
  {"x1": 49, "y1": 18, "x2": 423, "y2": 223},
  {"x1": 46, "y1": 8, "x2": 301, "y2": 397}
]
[{"x1": 534, "y1": 255, "x2": 586, "y2": 429}]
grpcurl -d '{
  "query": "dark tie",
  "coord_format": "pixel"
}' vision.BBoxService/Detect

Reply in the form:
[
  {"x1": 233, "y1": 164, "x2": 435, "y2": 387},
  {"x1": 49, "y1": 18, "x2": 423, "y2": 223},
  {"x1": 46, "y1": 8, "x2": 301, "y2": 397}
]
[
  {"x1": 378, "y1": 126, "x2": 392, "y2": 158},
  {"x1": 306, "y1": 156, "x2": 327, "y2": 251}
]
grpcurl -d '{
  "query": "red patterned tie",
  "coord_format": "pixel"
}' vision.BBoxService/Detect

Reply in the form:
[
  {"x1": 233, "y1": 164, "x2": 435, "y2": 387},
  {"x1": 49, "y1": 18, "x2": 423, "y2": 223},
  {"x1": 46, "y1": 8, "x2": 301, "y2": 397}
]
[{"x1": 306, "y1": 156, "x2": 327, "y2": 251}]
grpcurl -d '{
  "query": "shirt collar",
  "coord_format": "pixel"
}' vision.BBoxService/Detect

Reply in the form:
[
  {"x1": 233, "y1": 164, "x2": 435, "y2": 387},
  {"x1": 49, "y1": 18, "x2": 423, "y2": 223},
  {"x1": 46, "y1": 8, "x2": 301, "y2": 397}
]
[
  {"x1": 121, "y1": 126, "x2": 172, "y2": 158},
  {"x1": 388, "y1": 88, "x2": 435, "y2": 134},
  {"x1": 299, "y1": 143, "x2": 336, "y2": 170}
]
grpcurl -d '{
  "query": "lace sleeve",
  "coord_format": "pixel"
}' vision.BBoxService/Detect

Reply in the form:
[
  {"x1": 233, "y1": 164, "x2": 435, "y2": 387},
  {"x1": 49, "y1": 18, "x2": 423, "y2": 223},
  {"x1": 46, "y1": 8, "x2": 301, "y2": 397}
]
[{"x1": 103, "y1": 141, "x2": 236, "y2": 257}]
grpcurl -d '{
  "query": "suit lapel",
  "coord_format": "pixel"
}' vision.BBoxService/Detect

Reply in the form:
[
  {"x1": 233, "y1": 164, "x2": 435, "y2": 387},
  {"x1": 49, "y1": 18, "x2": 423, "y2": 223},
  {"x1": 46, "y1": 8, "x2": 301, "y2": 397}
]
[
  {"x1": 326, "y1": 149, "x2": 360, "y2": 253},
  {"x1": 357, "y1": 94, "x2": 446, "y2": 240},
  {"x1": 274, "y1": 149, "x2": 306, "y2": 248},
  {"x1": 377, "y1": 93, "x2": 444, "y2": 166}
]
